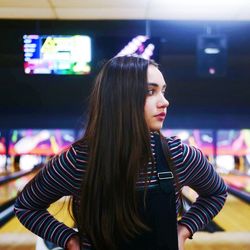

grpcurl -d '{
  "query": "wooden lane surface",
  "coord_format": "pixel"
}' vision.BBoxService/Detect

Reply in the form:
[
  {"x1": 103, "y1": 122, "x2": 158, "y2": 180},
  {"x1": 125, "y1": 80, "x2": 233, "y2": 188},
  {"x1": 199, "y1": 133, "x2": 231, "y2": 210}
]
[
  {"x1": 223, "y1": 174, "x2": 250, "y2": 193},
  {"x1": 0, "y1": 171, "x2": 39, "y2": 206},
  {"x1": 185, "y1": 232, "x2": 250, "y2": 250},
  {"x1": 182, "y1": 186, "x2": 250, "y2": 231},
  {"x1": 0, "y1": 197, "x2": 74, "y2": 250},
  {"x1": 0, "y1": 197, "x2": 74, "y2": 233}
]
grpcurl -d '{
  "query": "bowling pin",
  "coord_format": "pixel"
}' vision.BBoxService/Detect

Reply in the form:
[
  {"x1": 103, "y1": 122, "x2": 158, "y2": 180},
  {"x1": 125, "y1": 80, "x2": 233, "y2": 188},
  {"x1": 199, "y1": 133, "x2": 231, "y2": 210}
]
[{"x1": 14, "y1": 130, "x2": 50, "y2": 154}]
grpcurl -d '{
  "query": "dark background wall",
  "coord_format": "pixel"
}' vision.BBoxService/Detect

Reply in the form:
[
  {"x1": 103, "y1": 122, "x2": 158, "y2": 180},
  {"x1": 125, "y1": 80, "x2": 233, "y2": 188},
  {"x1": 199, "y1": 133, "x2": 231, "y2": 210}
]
[{"x1": 0, "y1": 20, "x2": 249, "y2": 129}]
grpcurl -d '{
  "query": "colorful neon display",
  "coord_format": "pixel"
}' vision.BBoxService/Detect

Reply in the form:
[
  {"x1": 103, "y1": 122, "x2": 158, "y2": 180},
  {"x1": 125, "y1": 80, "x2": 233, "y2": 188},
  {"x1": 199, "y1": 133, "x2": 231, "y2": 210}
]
[
  {"x1": 217, "y1": 129, "x2": 250, "y2": 156},
  {"x1": 23, "y1": 35, "x2": 91, "y2": 75},
  {"x1": 9, "y1": 129, "x2": 75, "y2": 156},
  {"x1": 0, "y1": 131, "x2": 6, "y2": 155},
  {"x1": 161, "y1": 129, "x2": 214, "y2": 156}
]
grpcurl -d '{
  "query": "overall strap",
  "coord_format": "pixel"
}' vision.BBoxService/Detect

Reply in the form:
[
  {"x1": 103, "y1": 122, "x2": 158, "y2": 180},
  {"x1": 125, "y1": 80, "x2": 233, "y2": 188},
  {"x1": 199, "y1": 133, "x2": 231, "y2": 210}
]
[
  {"x1": 153, "y1": 133, "x2": 179, "y2": 250},
  {"x1": 154, "y1": 133, "x2": 174, "y2": 193},
  {"x1": 160, "y1": 134, "x2": 184, "y2": 215}
]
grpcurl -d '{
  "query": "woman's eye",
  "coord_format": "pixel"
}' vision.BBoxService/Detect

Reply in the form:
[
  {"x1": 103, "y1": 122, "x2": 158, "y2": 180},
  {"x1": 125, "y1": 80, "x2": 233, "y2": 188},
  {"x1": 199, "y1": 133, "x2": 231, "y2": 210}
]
[{"x1": 147, "y1": 89, "x2": 154, "y2": 95}]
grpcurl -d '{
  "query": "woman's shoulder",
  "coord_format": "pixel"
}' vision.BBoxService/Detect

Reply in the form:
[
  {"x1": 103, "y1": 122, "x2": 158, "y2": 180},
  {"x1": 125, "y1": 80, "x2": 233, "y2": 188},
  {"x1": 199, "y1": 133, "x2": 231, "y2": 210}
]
[
  {"x1": 166, "y1": 135, "x2": 210, "y2": 174},
  {"x1": 71, "y1": 140, "x2": 89, "y2": 166},
  {"x1": 166, "y1": 135, "x2": 182, "y2": 147},
  {"x1": 164, "y1": 135, "x2": 201, "y2": 158},
  {"x1": 71, "y1": 139, "x2": 88, "y2": 154},
  {"x1": 165, "y1": 135, "x2": 183, "y2": 156}
]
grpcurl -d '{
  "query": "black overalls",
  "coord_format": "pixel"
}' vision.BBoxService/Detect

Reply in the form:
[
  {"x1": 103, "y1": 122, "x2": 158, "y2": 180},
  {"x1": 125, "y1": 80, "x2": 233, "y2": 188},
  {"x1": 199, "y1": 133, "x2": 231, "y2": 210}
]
[
  {"x1": 80, "y1": 133, "x2": 179, "y2": 250},
  {"x1": 119, "y1": 133, "x2": 179, "y2": 250}
]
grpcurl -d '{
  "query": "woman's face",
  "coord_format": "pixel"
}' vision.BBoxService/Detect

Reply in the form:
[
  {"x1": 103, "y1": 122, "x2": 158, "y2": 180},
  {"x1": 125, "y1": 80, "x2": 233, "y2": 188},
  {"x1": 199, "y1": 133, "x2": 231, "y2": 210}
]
[{"x1": 144, "y1": 65, "x2": 169, "y2": 131}]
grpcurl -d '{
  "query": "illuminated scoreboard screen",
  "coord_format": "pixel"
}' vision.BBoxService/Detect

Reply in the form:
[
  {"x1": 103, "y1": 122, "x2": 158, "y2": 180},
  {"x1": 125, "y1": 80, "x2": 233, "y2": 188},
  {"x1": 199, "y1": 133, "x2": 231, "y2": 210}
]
[
  {"x1": 217, "y1": 129, "x2": 250, "y2": 156},
  {"x1": 0, "y1": 131, "x2": 6, "y2": 155},
  {"x1": 23, "y1": 35, "x2": 91, "y2": 75},
  {"x1": 9, "y1": 129, "x2": 75, "y2": 156},
  {"x1": 161, "y1": 129, "x2": 214, "y2": 156},
  {"x1": 0, "y1": 131, "x2": 6, "y2": 170}
]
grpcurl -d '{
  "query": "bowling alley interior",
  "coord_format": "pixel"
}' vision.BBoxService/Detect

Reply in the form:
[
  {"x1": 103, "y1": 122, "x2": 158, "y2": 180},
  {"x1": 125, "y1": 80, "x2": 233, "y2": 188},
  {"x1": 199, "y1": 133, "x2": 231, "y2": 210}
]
[{"x1": 1, "y1": 1, "x2": 250, "y2": 250}]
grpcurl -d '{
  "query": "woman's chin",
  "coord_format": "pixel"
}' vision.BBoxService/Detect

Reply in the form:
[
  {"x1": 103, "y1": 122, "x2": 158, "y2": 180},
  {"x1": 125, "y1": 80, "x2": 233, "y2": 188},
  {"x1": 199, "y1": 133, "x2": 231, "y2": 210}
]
[{"x1": 149, "y1": 123, "x2": 163, "y2": 131}]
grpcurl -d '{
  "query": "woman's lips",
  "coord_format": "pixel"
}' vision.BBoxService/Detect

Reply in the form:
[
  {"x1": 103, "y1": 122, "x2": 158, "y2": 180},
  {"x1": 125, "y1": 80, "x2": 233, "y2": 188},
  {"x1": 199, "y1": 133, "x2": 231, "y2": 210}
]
[{"x1": 154, "y1": 112, "x2": 166, "y2": 120}]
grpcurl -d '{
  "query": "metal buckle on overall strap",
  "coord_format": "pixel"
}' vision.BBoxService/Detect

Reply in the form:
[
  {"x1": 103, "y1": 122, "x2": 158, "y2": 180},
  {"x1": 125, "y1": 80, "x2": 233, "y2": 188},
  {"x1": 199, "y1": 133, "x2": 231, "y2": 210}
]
[{"x1": 157, "y1": 171, "x2": 174, "y2": 180}]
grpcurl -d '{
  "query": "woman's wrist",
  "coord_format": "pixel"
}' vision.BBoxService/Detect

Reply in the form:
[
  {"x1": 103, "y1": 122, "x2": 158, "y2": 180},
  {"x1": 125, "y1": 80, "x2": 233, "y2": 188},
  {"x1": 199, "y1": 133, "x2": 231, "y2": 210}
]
[
  {"x1": 65, "y1": 235, "x2": 80, "y2": 250},
  {"x1": 177, "y1": 224, "x2": 192, "y2": 240}
]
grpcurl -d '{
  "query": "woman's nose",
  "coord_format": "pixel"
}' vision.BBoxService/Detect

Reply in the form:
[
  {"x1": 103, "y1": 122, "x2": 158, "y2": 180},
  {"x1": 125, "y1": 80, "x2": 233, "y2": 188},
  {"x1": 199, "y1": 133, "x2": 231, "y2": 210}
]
[{"x1": 158, "y1": 95, "x2": 169, "y2": 108}]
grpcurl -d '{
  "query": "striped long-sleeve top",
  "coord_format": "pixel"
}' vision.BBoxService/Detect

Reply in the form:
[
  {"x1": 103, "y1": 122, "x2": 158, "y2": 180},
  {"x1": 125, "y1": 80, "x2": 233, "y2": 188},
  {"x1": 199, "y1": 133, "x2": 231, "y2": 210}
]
[{"x1": 14, "y1": 134, "x2": 227, "y2": 249}]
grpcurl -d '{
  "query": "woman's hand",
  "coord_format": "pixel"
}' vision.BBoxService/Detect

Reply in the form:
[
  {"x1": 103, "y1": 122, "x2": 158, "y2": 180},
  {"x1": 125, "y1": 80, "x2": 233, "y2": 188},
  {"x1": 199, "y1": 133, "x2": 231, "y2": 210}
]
[
  {"x1": 66, "y1": 235, "x2": 80, "y2": 250},
  {"x1": 177, "y1": 224, "x2": 191, "y2": 250}
]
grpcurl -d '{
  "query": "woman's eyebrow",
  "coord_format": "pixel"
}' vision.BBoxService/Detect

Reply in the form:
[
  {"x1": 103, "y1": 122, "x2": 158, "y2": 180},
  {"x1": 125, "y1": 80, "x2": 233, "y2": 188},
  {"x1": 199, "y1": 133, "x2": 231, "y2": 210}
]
[
  {"x1": 148, "y1": 82, "x2": 167, "y2": 89},
  {"x1": 148, "y1": 82, "x2": 158, "y2": 87}
]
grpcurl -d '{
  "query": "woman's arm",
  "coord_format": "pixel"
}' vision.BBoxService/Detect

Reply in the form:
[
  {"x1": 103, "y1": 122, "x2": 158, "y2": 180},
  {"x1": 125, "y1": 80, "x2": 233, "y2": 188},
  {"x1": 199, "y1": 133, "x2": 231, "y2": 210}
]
[
  {"x1": 177, "y1": 143, "x2": 228, "y2": 236},
  {"x1": 177, "y1": 224, "x2": 191, "y2": 250},
  {"x1": 66, "y1": 235, "x2": 81, "y2": 250},
  {"x1": 14, "y1": 144, "x2": 84, "y2": 249}
]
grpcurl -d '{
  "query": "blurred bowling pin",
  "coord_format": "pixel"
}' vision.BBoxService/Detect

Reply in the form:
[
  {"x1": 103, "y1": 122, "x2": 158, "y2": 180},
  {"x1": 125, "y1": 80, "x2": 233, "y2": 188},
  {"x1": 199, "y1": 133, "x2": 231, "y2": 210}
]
[
  {"x1": 14, "y1": 130, "x2": 50, "y2": 154},
  {"x1": 140, "y1": 43, "x2": 155, "y2": 60},
  {"x1": 116, "y1": 35, "x2": 148, "y2": 57},
  {"x1": 50, "y1": 135, "x2": 59, "y2": 154}
]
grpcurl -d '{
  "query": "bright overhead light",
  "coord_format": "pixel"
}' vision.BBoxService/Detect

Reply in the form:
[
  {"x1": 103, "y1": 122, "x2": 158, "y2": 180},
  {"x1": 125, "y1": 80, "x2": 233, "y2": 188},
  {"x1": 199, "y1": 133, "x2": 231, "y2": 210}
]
[
  {"x1": 204, "y1": 48, "x2": 220, "y2": 54},
  {"x1": 169, "y1": 0, "x2": 249, "y2": 6},
  {"x1": 149, "y1": 0, "x2": 250, "y2": 20}
]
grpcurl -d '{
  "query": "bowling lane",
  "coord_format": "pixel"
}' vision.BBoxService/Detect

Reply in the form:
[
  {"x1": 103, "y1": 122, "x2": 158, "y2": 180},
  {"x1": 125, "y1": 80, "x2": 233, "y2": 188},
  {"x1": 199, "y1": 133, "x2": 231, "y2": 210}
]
[
  {"x1": 0, "y1": 170, "x2": 39, "y2": 206},
  {"x1": 222, "y1": 174, "x2": 250, "y2": 198},
  {"x1": 0, "y1": 197, "x2": 74, "y2": 233},
  {"x1": 182, "y1": 186, "x2": 250, "y2": 231},
  {"x1": 0, "y1": 197, "x2": 74, "y2": 250}
]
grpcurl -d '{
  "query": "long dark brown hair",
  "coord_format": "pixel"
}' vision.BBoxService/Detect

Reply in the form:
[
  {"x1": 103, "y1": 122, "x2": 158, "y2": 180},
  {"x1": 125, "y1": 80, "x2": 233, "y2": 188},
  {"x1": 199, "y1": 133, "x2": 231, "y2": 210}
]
[{"x1": 75, "y1": 56, "x2": 156, "y2": 249}]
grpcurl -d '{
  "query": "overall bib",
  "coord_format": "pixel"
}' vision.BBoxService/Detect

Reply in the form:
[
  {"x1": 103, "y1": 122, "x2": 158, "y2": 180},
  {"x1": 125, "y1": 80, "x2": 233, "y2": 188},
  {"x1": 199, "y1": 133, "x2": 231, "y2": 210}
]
[
  {"x1": 119, "y1": 133, "x2": 179, "y2": 250},
  {"x1": 80, "y1": 134, "x2": 179, "y2": 250}
]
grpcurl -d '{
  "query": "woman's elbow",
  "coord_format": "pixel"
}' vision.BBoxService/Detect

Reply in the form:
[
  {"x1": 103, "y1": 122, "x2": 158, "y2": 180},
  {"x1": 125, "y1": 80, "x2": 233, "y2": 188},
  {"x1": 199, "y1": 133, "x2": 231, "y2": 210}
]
[{"x1": 13, "y1": 196, "x2": 24, "y2": 219}]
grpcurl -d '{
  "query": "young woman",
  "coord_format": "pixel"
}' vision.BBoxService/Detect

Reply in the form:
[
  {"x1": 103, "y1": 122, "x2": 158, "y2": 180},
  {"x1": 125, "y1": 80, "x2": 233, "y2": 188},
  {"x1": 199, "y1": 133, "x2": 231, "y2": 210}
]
[{"x1": 14, "y1": 56, "x2": 227, "y2": 250}]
